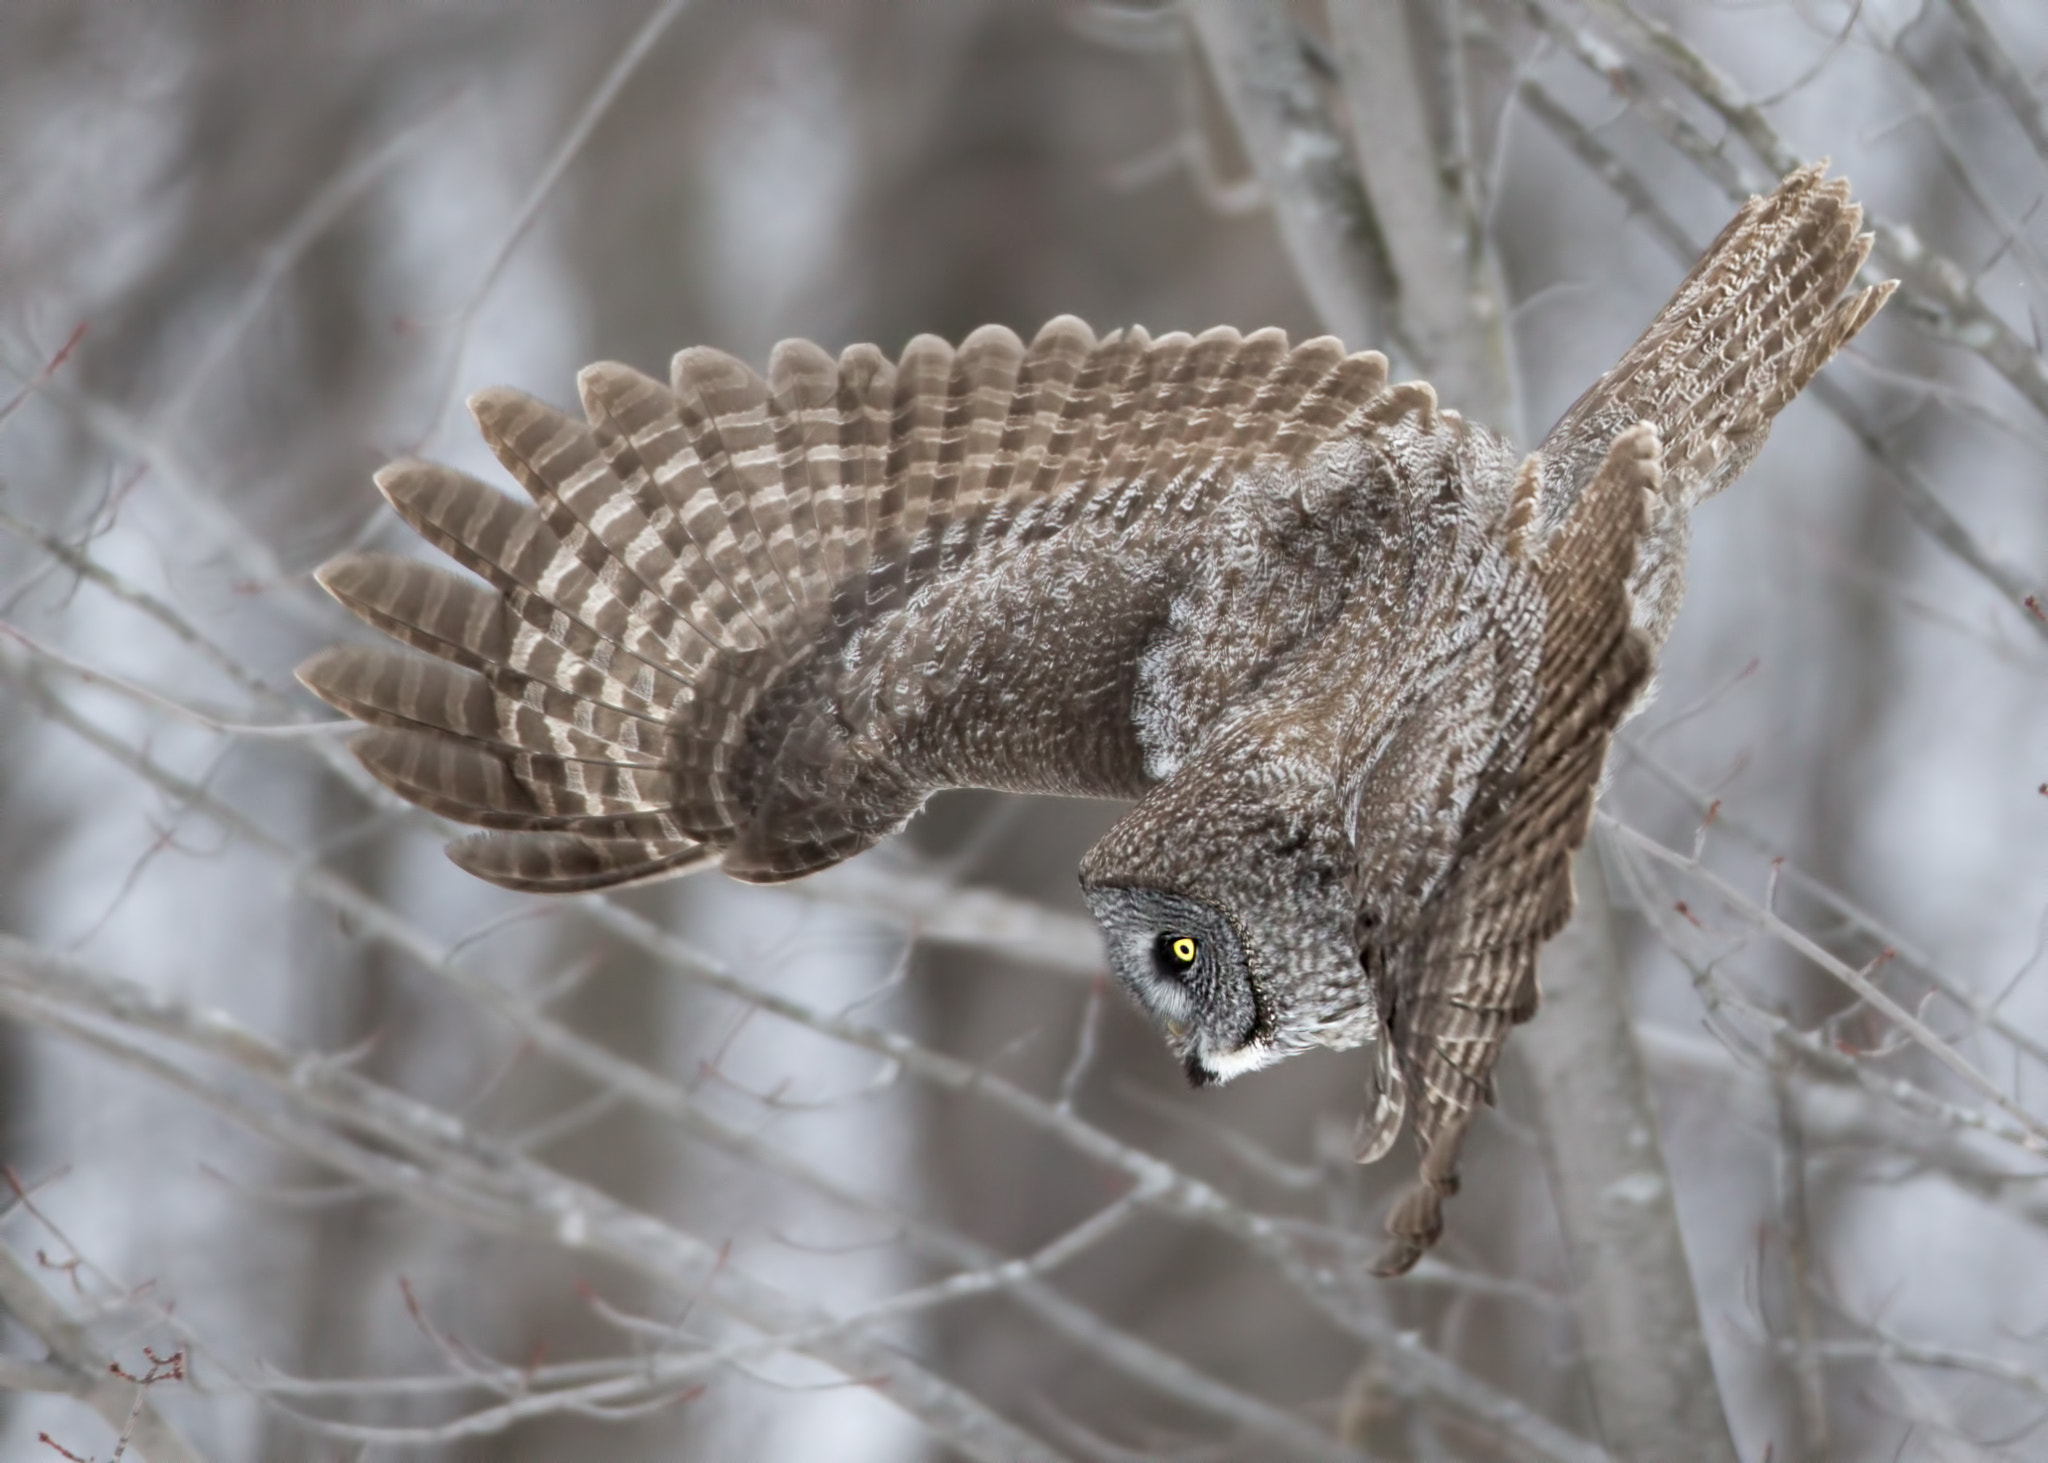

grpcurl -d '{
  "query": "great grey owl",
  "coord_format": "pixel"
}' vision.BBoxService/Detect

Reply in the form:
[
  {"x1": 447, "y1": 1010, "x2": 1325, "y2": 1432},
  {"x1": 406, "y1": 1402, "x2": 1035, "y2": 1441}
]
[{"x1": 299, "y1": 165, "x2": 1892, "y2": 1274}]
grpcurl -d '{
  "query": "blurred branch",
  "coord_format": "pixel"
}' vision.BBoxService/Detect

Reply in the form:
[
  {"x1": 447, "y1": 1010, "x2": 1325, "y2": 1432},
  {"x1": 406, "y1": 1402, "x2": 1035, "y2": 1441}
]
[
  {"x1": 1510, "y1": 79, "x2": 1692, "y2": 256},
  {"x1": 1772, "y1": 1327, "x2": 2048, "y2": 1412},
  {"x1": 1876, "y1": 19, "x2": 2048, "y2": 289},
  {"x1": 1618, "y1": 743, "x2": 2048, "y2": 1070},
  {"x1": 1803, "y1": 374, "x2": 2048, "y2": 637},
  {"x1": 1770, "y1": 1038, "x2": 1830, "y2": 1462},
  {"x1": 4, "y1": 607, "x2": 1562, "y2": 1458},
  {"x1": 581, "y1": 898, "x2": 1610, "y2": 1463},
  {"x1": 0, "y1": 1237, "x2": 209, "y2": 1463},
  {"x1": 1614, "y1": 829, "x2": 2048, "y2": 1232},
  {"x1": 6, "y1": 379, "x2": 307, "y2": 617},
  {"x1": 0, "y1": 933, "x2": 1072, "y2": 1463},
  {"x1": 1087, "y1": 6, "x2": 1270, "y2": 216},
  {"x1": 154, "y1": 102, "x2": 449, "y2": 436},
  {"x1": 804, "y1": 855, "x2": 1104, "y2": 980},
  {"x1": 1327, "y1": 0, "x2": 1513, "y2": 420},
  {"x1": 1519, "y1": 847, "x2": 1739, "y2": 1461},
  {"x1": 263, "y1": 1195, "x2": 1153, "y2": 1449},
  {"x1": 1183, "y1": 0, "x2": 1410, "y2": 360},
  {"x1": 1638, "y1": 1016, "x2": 2048, "y2": 1229},
  {"x1": 0, "y1": 617, "x2": 346, "y2": 740},
  {"x1": 0, "y1": 504, "x2": 286, "y2": 706},
  {"x1": 410, "y1": 0, "x2": 695, "y2": 452},
  {"x1": 1943, "y1": 0, "x2": 2048, "y2": 165},
  {"x1": 0, "y1": 649, "x2": 1370, "y2": 1459},
  {"x1": 1641, "y1": 1019, "x2": 2048, "y2": 1236}
]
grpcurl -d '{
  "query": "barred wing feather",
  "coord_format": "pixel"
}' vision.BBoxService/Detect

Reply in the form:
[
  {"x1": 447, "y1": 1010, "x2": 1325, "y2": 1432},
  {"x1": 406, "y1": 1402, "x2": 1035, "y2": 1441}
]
[{"x1": 300, "y1": 317, "x2": 1392, "y2": 890}]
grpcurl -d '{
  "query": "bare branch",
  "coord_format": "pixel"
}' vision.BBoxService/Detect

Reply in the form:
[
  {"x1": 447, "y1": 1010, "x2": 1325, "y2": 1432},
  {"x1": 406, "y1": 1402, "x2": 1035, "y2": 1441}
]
[
  {"x1": 0, "y1": 934, "x2": 1072, "y2": 1463},
  {"x1": 264, "y1": 1194, "x2": 1153, "y2": 1448},
  {"x1": 407, "y1": 0, "x2": 696, "y2": 451},
  {"x1": 801, "y1": 854, "x2": 1105, "y2": 979},
  {"x1": 1327, "y1": 0, "x2": 1514, "y2": 420},
  {"x1": 8, "y1": 652, "x2": 1603, "y2": 1463},
  {"x1": 1770, "y1": 1038, "x2": 1831, "y2": 1461},
  {"x1": 1518, "y1": 847, "x2": 1739, "y2": 1462},
  {"x1": 3, "y1": 651, "x2": 1372, "y2": 1460},
  {"x1": 1639, "y1": 1024, "x2": 2048, "y2": 1236},
  {"x1": 1601, "y1": 815, "x2": 2048, "y2": 1155},
  {"x1": 0, "y1": 1239, "x2": 209, "y2": 1463},
  {"x1": 1183, "y1": 0, "x2": 1409, "y2": 358},
  {"x1": 578, "y1": 903, "x2": 1610, "y2": 1463},
  {"x1": 1618, "y1": 743, "x2": 2048, "y2": 1071},
  {"x1": 1775, "y1": 1330, "x2": 2048, "y2": 1413},
  {"x1": 1944, "y1": 0, "x2": 2048, "y2": 165},
  {"x1": 0, "y1": 504, "x2": 286, "y2": 706}
]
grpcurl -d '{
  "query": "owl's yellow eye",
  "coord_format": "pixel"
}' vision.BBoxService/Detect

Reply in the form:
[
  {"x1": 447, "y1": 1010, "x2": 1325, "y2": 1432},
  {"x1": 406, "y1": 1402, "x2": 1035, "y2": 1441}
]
[{"x1": 1168, "y1": 935, "x2": 1198, "y2": 966}]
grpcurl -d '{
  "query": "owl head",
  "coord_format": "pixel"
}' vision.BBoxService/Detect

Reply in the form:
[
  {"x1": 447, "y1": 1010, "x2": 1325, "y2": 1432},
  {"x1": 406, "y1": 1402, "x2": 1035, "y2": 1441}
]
[{"x1": 1078, "y1": 723, "x2": 1374, "y2": 1086}]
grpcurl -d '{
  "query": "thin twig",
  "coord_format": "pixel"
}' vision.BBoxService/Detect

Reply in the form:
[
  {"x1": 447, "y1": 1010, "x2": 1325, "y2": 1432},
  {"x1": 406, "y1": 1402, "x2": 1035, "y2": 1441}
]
[
  {"x1": 9, "y1": 654, "x2": 1601, "y2": 1463},
  {"x1": 1943, "y1": 0, "x2": 2048, "y2": 166},
  {"x1": 1618, "y1": 740, "x2": 2048, "y2": 1070},
  {"x1": 1601, "y1": 815, "x2": 2048, "y2": 1154},
  {"x1": 0, "y1": 1238, "x2": 209, "y2": 1463},
  {"x1": 407, "y1": 0, "x2": 694, "y2": 452},
  {"x1": 1770, "y1": 1034, "x2": 1831, "y2": 1460}
]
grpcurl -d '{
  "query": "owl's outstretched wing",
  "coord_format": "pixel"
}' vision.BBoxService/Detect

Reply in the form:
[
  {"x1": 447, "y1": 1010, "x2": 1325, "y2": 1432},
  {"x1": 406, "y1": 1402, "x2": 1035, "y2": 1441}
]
[
  {"x1": 300, "y1": 318, "x2": 1392, "y2": 890},
  {"x1": 1366, "y1": 424, "x2": 1657, "y2": 1278},
  {"x1": 1539, "y1": 163, "x2": 1891, "y2": 517},
  {"x1": 1534, "y1": 163, "x2": 1894, "y2": 646}
]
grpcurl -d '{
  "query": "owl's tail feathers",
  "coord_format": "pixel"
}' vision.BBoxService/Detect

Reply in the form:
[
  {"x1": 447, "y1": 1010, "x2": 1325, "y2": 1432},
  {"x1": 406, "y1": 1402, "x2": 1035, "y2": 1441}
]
[
  {"x1": 1540, "y1": 162, "x2": 1895, "y2": 515},
  {"x1": 1366, "y1": 426, "x2": 1658, "y2": 1278}
]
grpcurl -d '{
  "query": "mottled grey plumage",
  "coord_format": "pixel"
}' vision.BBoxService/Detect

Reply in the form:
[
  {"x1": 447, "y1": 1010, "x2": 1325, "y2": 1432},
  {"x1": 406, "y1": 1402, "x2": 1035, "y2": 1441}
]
[{"x1": 301, "y1": 165, "x2": 1892, "y2": 1274}]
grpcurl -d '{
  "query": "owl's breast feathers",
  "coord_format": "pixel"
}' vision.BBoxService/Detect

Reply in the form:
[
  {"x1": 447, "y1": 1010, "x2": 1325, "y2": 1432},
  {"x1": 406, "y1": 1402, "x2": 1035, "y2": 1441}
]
[{"x1": 300, "y1": 164, "x2": 1889, "y2": 1275}]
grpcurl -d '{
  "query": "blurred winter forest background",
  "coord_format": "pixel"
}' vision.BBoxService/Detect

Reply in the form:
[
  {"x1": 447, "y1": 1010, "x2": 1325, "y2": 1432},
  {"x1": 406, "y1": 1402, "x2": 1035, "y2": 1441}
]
[{"x1": 1, "y1": 0, "x2": 2046, "y2": 1459}]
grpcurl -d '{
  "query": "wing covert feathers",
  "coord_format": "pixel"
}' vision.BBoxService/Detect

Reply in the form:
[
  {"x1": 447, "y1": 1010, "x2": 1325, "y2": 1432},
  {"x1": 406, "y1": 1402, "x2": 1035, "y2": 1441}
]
[
  {"x1": 302, "y1": 317, "x2": 1391, "y2": 890},
  {"x1": 1370, "y1": 424, "x2": 1658, "y2": 1278}
]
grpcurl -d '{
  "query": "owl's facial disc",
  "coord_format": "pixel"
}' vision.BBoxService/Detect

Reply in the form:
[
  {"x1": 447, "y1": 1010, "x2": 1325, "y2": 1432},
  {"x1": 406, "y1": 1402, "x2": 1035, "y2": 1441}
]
[{"x1": 1080, "y1": 886, "x2": 1277, "y2": 1085}]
